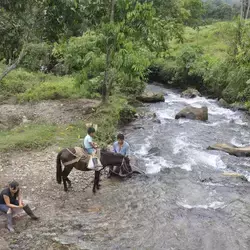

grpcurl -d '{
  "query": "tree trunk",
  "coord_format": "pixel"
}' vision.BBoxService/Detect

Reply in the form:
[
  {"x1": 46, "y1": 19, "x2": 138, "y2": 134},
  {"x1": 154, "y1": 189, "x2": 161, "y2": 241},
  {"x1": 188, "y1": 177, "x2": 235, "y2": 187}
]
[
  {"x1": 245, "y1": 0, "x2": 250, "y2": 19},
  {"x1": 241, "y1": 0, "x2": 244, "y2": 19},
  {"x1": 0, "y1": 46, "x2": 26, "y2": 82},
  {"x1": 102, "y1": 0, "x2": 116, "y2": 103}
]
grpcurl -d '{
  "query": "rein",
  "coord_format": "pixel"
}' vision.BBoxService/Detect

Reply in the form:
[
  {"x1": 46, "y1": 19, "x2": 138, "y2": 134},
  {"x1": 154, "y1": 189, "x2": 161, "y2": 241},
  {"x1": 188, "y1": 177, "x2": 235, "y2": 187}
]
[{"x1": 108, "y1": 156, "x2": 133, "y2": 177}]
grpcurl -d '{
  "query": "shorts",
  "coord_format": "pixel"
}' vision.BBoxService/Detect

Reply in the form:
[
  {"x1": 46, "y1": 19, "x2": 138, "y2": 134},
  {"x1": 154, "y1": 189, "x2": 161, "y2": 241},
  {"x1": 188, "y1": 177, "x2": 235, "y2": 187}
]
[{"x1": 0, "y1": 200, "x2": 19, "y2": 213}]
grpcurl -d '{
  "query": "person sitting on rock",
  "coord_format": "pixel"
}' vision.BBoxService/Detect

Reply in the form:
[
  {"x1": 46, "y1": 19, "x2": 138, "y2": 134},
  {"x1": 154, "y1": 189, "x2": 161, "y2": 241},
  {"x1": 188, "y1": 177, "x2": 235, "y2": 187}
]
[
  {"x1": 0, "y1": 181, "x2": 38, "y2": 232},
  {"x1": 113, "y1": 133, "x2": 130, "y2": 156},
  {"x1": 83, "y1": 127, "x2": 102, "y2": 170}
]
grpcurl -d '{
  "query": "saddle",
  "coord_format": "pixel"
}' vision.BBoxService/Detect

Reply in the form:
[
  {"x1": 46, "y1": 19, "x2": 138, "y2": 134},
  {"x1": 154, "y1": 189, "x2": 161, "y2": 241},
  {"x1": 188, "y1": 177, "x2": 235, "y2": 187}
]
[{"x1": 64, "y1": 147, "x2": 90, "y2": 166}]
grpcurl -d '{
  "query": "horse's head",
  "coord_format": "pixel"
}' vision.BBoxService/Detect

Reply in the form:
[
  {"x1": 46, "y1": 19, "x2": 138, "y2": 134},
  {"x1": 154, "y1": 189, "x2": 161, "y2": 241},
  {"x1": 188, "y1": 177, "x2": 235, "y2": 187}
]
[{"x1": 100, "y1": 150, "x2": 130, "y2": 168}]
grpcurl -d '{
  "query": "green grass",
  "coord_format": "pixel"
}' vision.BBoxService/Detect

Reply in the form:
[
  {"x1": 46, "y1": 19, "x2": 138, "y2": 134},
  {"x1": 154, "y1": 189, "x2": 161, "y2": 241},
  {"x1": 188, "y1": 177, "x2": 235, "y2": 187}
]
[
  {"x1": 17, "y1": 76, "x2": 79, "y2": 102},
  {"x1": 0, "y1": 63, "x2": 80, "y2": 102},
  {"x1": 0, "y1": 124, "x2": 58, "y2": 151},
  {"x1": 170, "y1": 22, "x2": 229, "y2": 59}
]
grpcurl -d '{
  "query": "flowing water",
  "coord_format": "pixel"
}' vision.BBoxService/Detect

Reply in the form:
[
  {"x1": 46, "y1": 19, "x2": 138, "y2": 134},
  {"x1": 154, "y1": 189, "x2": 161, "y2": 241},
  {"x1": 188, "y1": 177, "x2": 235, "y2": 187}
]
[{"x1": 56, "y1": 84, "x2": 250, "y2": 250}]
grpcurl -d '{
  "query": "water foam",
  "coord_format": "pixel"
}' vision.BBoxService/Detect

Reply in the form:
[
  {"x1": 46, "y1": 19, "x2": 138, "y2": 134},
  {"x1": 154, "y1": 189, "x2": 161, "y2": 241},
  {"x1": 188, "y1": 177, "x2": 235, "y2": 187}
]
[
  {"x1": 188, "y1": 150, "x2": 226, "y2": 169},
  {"x1": 177, "y1": 201, "x2": 226, "y2": 210}
]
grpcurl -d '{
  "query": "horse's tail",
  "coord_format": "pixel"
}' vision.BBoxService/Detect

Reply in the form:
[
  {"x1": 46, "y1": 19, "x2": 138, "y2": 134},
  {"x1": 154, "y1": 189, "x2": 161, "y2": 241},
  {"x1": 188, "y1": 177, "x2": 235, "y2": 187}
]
[{"x1": 56, "y1": 151, "x2": 63, "y2": 184}]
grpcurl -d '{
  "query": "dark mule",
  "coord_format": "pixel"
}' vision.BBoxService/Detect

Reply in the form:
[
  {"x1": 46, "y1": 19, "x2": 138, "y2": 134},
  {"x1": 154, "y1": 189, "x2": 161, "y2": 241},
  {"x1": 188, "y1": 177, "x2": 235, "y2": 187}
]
[{"x1": 56, "y1": 148, "x2": 131, "y2": 193}]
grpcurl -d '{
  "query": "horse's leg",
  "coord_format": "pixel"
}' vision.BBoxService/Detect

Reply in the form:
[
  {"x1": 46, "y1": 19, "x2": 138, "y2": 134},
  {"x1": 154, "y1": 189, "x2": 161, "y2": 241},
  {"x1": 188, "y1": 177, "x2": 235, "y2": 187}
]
[
  {"x1": 62, "y1": 177, "x2": 68, "y2": 192},
  {"x1": 66, "y1": 177, "x2": 72, "y2": 188},
  {"x1": 62, "y1": 165, "x2": 73, "y2": 192},
  {"x1": 107, "y1": 166, "x2": 113, "y2": 178},
  {"x1": 93, "y1": 170, "x2": 100, "y2": 193},
  {"x1": 97, "y1": 170, "x2": 101, "y2": 189}
]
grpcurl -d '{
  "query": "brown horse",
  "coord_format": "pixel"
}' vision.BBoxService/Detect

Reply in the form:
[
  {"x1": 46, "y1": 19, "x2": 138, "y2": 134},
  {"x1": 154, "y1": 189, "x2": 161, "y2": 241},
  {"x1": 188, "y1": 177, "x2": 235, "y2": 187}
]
[{"x1": 56, "y1": 148, "x2": 132, "y2": 193}]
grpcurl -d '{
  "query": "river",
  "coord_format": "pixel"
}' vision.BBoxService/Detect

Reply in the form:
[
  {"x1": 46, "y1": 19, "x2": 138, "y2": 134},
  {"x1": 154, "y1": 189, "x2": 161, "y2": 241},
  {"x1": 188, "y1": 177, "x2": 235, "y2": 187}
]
[{"x1": 55, "y1": 84, "x2": 250, "y2": 250}]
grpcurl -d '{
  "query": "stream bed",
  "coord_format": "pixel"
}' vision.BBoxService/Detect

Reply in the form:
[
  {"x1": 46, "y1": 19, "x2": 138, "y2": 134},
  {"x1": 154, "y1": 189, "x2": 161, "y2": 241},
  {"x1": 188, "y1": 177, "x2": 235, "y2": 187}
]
[{"x1": 55, "y1": 84, "x2": 250, "y2": 250}]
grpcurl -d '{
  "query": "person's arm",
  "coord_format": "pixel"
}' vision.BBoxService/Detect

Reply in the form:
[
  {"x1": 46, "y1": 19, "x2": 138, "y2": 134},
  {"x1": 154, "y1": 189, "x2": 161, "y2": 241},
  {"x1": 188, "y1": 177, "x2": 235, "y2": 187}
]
[
  {"x1": 125, "y1": 143, "x2": 130, "y2": 156},
  {"x1": 3, "y1": 195, "x2": 23, "y2": 209},
  {"x1": 89, "y1": 141, "x2": 98, "y2": 149},
  {"x1": 18, "y1": 190, "x2": 24, "y2": 207},
  {"x1": 113, "y1": 142, "x2": 117, "y2": 153}
]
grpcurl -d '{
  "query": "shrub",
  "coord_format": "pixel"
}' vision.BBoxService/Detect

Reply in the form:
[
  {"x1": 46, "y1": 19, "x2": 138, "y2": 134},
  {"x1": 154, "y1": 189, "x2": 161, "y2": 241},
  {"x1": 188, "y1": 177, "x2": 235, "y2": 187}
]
[
  {"x1": 119, "y1": 104, "x2": 136, "y2": 124},
  {"x1": 21, "y1": 43, "x2": 53, "y2": 71},
  {"x1": 18, "y1": 77, "x2": 78, "y2": 102},
  {"x1": 0, "y1": 66, "x2": 45, "y2": 94},
  {"x1": 223, "y1": 66, "x2": 250, "y2": 103}
]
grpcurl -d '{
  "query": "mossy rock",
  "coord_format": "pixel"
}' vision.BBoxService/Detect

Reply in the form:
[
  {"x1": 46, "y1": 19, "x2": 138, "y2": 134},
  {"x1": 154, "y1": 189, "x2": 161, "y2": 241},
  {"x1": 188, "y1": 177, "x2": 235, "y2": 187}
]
[
  {"x1": 218, "y1": 98, "x2": 230, "y2": 108},
  {"x1": 119, "y1": 105, "x2": 136, "y2": 125},
  {"x1": 137, "y1": 92, "x2": 165, "y2": 103},
  {"x1": 181, "y1": 88, "x2": 201, "y2": 98}
]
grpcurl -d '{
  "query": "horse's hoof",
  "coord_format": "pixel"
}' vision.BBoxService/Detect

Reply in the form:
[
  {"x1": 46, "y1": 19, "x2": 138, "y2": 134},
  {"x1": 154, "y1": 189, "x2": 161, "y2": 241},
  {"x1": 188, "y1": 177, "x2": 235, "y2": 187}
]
[
  {"x1": 64, "y1": 188, "x2": 68, "y2": 192},
  {"x1": 97, "y1": 184, "x2": 101, "y2": 190},
  {"x1": 92, "y1": 189, "x2": 96, "y2": 194}
]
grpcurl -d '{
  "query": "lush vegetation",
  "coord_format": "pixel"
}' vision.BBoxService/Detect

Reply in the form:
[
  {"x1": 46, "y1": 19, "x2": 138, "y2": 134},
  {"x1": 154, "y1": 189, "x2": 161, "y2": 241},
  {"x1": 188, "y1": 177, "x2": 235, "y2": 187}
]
[
  {"x1": 150, "y1": 18, "x2": 250, "y2": 106},
  {"x1": 1, "y1": 0, "x2": 250, "y2": 150}
]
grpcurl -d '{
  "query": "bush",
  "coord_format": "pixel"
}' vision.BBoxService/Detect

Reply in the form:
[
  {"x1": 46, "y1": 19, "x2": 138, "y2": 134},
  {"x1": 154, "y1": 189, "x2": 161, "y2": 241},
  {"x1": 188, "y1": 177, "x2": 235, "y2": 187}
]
[
  {"x1": 148, "y1": 58, "x2": 177, "y2": 85},
  {"x1": 119, "y1": 104, "x2": 136, "y2": 124},
  {"x1": 75, "y1": 71, "x2": 102, "y2": 99},
  {"x1": 18, "y1": 77, "x2": 78, "y2": 102},
  {"x1": 21, "y1": 43, "x2": 53, "y2": 71},
  {"x1": 223, "y1": 66, "x2": 250, "y2": 103},
  {"x1": 0, "y1": 66, "x2": 46, "y2": 94}
]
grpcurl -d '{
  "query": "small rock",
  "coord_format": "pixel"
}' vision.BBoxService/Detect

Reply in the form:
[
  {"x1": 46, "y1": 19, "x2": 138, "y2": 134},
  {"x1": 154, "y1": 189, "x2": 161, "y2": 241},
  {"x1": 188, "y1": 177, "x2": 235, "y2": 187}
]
[
  {"x1": 153, "y1": 119, "x2": 161, "y2": 124},
  {"x1": 137, "y1": 92, "x2": 165, "y2": 103},
  {"x1": 230, "y1": 103, "x2": 248, "y2": 112},
  {"x1": 133, "y1": 126, "x2": 144, "y2": 130},
  {"x1": 180, "y1": 88, "x2": 201, "y2": 99},
  {"x1": 218, "y1": 98, "x2": 230, "y2": 108},
  {"x1": 148, "y1": 147, "x2": 161, "y2": 156}
]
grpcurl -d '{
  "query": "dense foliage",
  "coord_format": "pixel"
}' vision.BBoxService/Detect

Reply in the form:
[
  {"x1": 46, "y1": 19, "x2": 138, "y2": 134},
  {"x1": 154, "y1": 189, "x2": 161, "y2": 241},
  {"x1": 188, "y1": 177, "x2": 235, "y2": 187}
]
[{"x1": 0, "y1": 0, "x2": 249, "y2": 107}]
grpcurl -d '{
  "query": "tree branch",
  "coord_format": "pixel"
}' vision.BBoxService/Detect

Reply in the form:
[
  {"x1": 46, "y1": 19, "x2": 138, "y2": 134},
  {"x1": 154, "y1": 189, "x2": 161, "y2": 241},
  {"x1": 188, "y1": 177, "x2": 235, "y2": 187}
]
[{"x1": 0, "y1": 45, "x2": 27, "y2": 82}]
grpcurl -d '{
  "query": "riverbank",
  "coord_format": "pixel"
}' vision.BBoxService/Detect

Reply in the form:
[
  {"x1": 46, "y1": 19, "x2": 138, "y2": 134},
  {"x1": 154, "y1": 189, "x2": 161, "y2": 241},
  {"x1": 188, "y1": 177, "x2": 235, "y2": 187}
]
[
  {"x1": 1, "y1": 84, "x2": 250, "y2": 249},
  {"x1": 149, "y1": 21, "x2": 250, "y2": 111}
]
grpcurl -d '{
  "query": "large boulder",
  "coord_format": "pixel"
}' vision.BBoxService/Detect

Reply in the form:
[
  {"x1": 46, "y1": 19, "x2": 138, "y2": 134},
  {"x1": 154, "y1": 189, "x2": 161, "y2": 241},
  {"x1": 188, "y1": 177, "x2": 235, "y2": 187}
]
[
  {"x1": 137, "y1": 92, "x2": 165, "y2": 103},
  {"x1": 208, "y1": 143, "x2": 250, "y2": 157},
  {"x1": 180, "y1": 88, "x2": 201, "y2": 99},
  {"x1": 175, "y1": 106, "x2": 208, "y2": 121}
]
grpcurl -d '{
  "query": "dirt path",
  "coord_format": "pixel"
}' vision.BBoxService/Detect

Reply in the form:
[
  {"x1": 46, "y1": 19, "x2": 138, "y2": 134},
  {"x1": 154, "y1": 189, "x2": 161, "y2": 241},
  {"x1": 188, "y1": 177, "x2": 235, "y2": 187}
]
[
  {"x1": 0, "y1": 98, "x2": 106, "y2": 249},
  {"x1": 0, "y1": 146, "x2": 106, "y2": 249},
  {"x1": 0, "y1": 99, "x2": 100, "y2": 129}
]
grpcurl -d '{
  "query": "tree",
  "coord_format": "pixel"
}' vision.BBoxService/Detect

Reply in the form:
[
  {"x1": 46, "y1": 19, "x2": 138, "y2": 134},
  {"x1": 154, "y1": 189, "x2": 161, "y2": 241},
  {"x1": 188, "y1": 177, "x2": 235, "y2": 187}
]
[
  {"x1": 55, "y1": 0, "x2": 183, "y2": 101},
  {"x1": 241, "y1": 0, "x2": 250, "y2": 19},
  {"x1": 183, "y1": 0, "x2": 204, "y2": 27}
]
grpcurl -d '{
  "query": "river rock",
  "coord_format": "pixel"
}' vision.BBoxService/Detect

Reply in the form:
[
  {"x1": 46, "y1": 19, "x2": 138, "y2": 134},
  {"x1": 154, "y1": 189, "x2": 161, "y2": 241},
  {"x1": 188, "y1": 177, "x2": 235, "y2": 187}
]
[
  {"x1": 222, "y1": 172, "x2": 248, "y2": 182},
  {"x1": 180, "y1": 88, "x2": 201, "y2": 99},
  {"x1": 175, "y1": 106, "x2": 208, "y2": 121},
  {"x1": 148, "y1": 147, "x2": 161, "y2": 156},
  {"x1": 218, "y1": 98, "x2": 230, "y2": 108},
  {"x1": 230, "y1": 103, "x2": 248, "y2": 112},
  {"x1": 208, "y1": 143, "x2": 250, "y2": 157},
  {"x1": 137, "y1": 92, "x2": 165, "y2": 103}
]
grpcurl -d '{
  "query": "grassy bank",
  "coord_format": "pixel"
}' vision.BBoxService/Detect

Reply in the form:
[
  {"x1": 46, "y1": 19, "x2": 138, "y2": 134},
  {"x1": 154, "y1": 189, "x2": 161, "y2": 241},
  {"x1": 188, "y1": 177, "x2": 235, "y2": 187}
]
[
  {"x1": 0, "y1": 95, "x2": 135, "y2": 152},
  {"x1": 0, "y1": 63, "x2": 81, "y2": 102}
]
